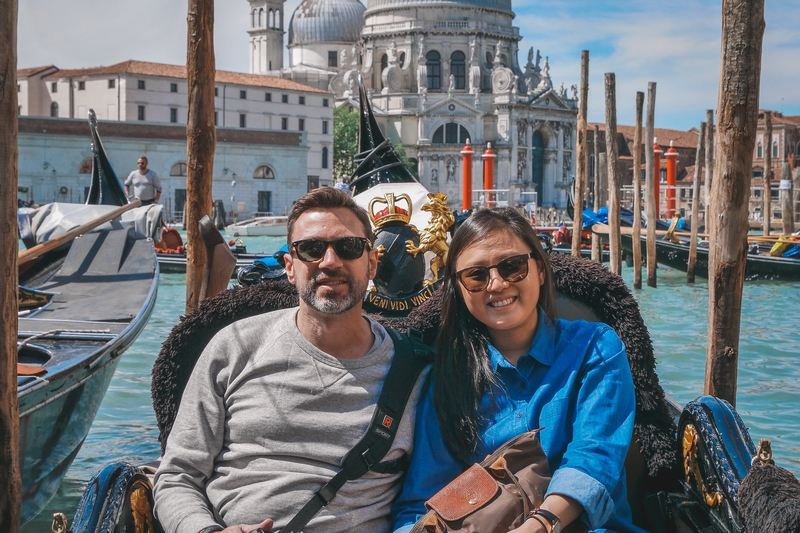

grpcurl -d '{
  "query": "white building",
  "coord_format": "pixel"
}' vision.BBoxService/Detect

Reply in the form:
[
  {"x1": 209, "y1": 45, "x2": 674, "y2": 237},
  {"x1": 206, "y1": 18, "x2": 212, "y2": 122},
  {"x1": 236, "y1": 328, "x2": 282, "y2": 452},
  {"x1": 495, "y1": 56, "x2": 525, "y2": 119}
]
[
  {"x1": 17, "y1": 115, "x2": 310, "y2": 219},
  {"x1": 17, "y1": 60, "x2": 334, "y2": 215},
  {"x1": 249, "y1": 0, "x2": 578, "y2": 208}
]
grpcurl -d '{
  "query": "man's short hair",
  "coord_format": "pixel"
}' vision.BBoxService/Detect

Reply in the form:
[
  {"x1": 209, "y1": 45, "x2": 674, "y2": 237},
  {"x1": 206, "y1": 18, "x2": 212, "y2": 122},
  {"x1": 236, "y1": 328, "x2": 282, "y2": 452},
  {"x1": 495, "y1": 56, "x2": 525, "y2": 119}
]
[
  {"x1": 138, "y1": 156, "x2": 148, "y2": 164},
  {"x1": 287, "y1": 188, "x2": 373, "y2": 243}
]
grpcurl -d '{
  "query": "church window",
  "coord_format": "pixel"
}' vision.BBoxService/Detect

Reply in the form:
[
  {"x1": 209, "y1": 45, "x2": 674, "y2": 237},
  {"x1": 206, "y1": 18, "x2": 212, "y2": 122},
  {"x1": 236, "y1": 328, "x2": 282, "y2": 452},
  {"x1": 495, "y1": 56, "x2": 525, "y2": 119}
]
[
  {"x1": 259, "y1": 8, "x2": 264, "y2": 27},
  {"x1": 78, "y1": 81, "x2": 85, "y2": 90},
  {"x1": 268, "y1": 9, "x2": 274, "y2": 28},
  {"x1": 50, "y1": 102, "x2": 58, "y2": 118},
  {"x1": 380, "y1": 54, "x2": 388, "y2": 89},
  {"x1": 399, "y1": 52, "x2": 406, "y2": 68},
  {"x1": 51, "y1": 82, "x2": 57, "y2": 93},
  {"x1": 432, "y1": 123, "x2": 469, "y2": 145},
  {"x1": 239, "y1": 113, "x2": 246, "y2": 128},
  {"x1": 79, "y1": 158, "x2": 92, "y2": 174},
  {"x1": 773, "y1": 142, "x2": 778, "y2": 158},
  {"x1": 108, "y1": 79, "x2": 115, "y2": 89},
  {"x1": 170, "y1": 162, "x2": 187, "y2": 176},
  {"x1": 138, "y1": 105, "x2": 145, "y2": 121},
  {"x1": 426, "y1": 51, "x2": 441, "y2": 91},
  {"x1": 485, "y1": 52, "x2": 493, "y2": 68},
  {"x1": 276, "y1": 10, "x2": 282, "y2": 29},
  {"x1": 254, "y1": 165, "x2": 275, "y2": 179},
  {"x1": 450, "y1": 51, "x2": 466, "y2": 90},
  {"x1": 757, "y1": 143, "x2": 762, "y2": 158},
  {"x1": 500, "y1": 54, "x2": 508, "y2": 67},
  {"x1": 328, "y1": 51, "x2": 338, "y2": 68},
  {"x1": 322, "y1": 147, "x2": 329, "y2": 169},
  {"x1": 252, "y1": 9, "x2": 257, "y2": 27}
]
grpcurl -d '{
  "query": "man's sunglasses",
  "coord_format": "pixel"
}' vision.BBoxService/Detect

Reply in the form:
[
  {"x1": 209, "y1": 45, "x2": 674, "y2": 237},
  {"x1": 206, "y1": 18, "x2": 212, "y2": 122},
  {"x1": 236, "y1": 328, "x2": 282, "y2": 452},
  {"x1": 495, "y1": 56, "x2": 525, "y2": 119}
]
[
  {"x1": 291, "y1": 237, "x2": 370, "y2": 263},
  {"x1": 455, "y1": 252, "x2": 535, "y2": 292}
]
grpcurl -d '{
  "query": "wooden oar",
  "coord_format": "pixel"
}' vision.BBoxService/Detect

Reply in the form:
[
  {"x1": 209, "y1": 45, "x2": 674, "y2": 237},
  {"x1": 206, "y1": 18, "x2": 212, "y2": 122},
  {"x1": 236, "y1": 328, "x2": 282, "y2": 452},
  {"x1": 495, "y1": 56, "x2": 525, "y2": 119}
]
[
  {"x1": 591, "y1": 223, "x2": 798, "y2": 244},
  {"x1": 18, "y1": 199, "x2": 142, "y2": 264}
]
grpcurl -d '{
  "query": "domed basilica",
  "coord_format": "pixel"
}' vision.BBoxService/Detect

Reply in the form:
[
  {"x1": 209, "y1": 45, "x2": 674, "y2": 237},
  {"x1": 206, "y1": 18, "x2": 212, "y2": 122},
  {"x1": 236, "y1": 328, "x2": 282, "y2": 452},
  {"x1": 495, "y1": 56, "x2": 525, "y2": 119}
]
[{"x1": 247, "y1": 0, "x2": 578, "y2": 208}]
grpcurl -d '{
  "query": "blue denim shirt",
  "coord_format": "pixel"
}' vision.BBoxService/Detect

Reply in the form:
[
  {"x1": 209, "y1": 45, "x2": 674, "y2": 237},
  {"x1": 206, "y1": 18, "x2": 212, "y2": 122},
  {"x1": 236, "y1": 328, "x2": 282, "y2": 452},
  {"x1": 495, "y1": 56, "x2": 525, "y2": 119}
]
[{"x1": 392, "y1": 312, "x2": 646, "y2": 533}]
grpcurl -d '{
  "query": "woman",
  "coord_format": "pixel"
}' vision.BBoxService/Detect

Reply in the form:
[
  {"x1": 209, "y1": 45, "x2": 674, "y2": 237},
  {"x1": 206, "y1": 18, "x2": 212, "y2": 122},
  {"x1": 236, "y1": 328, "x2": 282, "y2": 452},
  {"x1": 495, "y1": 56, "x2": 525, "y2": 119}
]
[{"x1": 392, "y1": 208, "x2": 645, "y2": 533}]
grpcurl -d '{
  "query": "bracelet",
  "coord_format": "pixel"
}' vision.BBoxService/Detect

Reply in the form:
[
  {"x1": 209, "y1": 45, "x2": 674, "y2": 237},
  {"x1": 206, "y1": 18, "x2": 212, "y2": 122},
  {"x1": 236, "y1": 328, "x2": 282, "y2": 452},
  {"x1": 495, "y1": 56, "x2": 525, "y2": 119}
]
[
  {"x1": 198, "y1": 526, "x2": 224, "y2": 533},
  {"x1": 527, "y1": 513, "x2": 551, "y2": 533}
]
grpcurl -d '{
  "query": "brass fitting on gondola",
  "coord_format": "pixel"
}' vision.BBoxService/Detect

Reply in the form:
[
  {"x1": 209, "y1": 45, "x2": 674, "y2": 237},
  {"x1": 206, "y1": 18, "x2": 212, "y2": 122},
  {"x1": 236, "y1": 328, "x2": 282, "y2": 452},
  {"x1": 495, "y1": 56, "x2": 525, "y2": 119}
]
[
  {"x1": 52, "y1": 512, "x2": 67, "y2": 533},
  {"x1": 682, "y1": 423, "x2": 724, "y2": 508}
]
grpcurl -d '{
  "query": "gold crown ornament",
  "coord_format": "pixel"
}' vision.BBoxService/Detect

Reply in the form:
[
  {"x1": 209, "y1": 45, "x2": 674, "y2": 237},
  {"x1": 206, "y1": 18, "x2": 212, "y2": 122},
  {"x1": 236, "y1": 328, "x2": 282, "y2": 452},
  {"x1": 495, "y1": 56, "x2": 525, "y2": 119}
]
[{"x1": 368, "y1": 193, "x2": 413, "y2": 228}]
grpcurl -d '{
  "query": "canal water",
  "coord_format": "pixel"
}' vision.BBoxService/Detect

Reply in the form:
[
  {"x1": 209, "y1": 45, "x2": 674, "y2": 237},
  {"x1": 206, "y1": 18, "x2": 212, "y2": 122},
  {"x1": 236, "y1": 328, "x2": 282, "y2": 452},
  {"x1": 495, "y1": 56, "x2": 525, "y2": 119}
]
[{"x1": 21, "y1": 237, "x2": 800, "y2": 531}]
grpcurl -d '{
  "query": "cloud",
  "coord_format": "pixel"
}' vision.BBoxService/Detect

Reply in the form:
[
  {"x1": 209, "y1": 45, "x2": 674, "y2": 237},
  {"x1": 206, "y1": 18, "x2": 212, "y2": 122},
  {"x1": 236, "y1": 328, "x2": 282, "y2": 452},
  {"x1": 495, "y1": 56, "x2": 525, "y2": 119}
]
[{"x1": 16, "y1": 0, "x2": 800, "y2": 127}]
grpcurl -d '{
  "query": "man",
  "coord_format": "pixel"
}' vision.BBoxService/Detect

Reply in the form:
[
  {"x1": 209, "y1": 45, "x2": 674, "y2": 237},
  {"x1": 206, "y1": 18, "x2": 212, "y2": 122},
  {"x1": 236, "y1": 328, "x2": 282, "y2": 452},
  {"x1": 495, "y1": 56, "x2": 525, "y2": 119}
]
[
  {"x1": 153, "y1": 188, "x2": 427, "y2": 533},
  {"x1": 125, "y1": 156, "x2": 162, "y2": 205}
]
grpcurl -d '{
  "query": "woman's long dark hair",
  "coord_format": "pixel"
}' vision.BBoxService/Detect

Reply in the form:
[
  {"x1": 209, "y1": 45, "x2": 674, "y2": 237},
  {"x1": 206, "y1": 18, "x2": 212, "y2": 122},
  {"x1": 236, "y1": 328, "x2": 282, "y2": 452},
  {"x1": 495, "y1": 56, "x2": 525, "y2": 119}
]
[{"x1": 434, "y1": 208, "x2": 556, "y2": 462}]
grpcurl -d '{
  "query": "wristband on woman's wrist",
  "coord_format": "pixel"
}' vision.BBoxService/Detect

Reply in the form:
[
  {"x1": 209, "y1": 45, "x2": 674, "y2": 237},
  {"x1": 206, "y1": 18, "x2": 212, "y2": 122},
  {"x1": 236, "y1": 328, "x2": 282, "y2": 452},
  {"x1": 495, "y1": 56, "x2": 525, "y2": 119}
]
[{"x1": 198, "y1": 526, "x2": 224, "y2": 533}]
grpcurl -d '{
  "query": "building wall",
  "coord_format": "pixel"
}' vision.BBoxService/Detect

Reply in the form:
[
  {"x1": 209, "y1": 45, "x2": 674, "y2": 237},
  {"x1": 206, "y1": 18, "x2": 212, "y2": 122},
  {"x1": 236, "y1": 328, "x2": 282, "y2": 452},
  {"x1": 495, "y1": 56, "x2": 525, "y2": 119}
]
[{"x1": 17, "y1": 117, "x2": 309, "y2": 218}]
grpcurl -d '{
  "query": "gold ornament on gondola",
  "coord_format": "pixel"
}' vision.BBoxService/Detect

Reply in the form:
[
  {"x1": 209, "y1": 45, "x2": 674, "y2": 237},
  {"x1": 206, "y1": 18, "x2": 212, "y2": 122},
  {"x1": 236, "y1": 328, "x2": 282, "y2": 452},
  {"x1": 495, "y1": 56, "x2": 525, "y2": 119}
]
[
  {"x1": 682, "y1": 423, "x2": 724, "y2": 508},
  {"x1": 406, "y1": 192, "x2": 454, "y2": 286},
  {"x1": 368, "y1": 193, "x2": 413, "y2": 228}
]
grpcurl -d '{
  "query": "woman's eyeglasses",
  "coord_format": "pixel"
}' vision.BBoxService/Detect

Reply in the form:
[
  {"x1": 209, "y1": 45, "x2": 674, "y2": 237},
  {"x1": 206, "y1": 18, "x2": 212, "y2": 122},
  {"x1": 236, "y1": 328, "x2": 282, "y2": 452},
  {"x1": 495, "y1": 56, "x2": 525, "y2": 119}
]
[
  {"x1": 291, "y1": 237, "x2": 370, "y2": 263},
  {"x1": 455, "y1": 252, "x2": 535, "y2": 292}
]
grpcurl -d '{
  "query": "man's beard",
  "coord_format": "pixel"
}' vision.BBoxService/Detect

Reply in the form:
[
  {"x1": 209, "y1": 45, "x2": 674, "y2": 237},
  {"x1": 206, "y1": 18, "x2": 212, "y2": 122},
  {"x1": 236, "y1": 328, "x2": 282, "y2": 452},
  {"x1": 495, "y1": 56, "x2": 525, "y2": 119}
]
[{"x1": 298, "y1": 269, "x2": 367, "y2": 315}]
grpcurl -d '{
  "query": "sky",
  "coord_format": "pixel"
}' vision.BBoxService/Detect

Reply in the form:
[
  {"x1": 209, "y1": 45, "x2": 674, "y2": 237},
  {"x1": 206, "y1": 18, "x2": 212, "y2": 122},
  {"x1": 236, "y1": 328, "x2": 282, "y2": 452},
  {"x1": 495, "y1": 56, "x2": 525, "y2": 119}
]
[{"x1": 17, "y1": 0, "x2": 800, "y2": 131}]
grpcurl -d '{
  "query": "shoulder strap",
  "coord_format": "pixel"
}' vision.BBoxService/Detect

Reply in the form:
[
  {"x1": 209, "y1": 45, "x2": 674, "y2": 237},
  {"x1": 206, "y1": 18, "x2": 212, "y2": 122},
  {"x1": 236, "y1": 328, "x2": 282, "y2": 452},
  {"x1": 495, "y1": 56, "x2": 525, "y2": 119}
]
[{"x1": 280, "y1": 328, "x2": 433, "y2": 533}]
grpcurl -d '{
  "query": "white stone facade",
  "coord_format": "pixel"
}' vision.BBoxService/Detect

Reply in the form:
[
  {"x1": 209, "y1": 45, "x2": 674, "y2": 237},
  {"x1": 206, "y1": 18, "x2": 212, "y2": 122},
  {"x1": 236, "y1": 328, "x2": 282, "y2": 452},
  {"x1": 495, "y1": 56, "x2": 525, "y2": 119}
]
[
  {"x1": 17, "y1": 60, "x2": 334, "y2": 196},
  {"x1": 17, "y1": 117, "x2": 311, "y2": 220},
  {"x1": 278, "y1": 0, "x2": 579, "y2": 209}
]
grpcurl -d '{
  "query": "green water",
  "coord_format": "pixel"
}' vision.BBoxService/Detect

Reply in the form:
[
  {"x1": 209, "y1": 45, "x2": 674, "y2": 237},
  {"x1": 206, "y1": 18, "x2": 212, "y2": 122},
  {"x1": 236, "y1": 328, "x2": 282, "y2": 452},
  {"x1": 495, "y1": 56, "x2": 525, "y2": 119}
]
[{"x1": 20, "y1": 239, "x2": 800, "y2": 531}]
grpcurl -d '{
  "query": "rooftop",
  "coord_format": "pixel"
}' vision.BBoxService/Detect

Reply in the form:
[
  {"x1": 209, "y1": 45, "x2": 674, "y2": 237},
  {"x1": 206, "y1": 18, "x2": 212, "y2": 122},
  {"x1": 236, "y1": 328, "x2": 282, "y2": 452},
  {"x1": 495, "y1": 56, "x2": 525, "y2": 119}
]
[
  {"x1": 22, "y1": 60, "x2": 330, "y2": 93},
  {"x1": 590, "y1": 122, "x2": 700, "y2": 150}
]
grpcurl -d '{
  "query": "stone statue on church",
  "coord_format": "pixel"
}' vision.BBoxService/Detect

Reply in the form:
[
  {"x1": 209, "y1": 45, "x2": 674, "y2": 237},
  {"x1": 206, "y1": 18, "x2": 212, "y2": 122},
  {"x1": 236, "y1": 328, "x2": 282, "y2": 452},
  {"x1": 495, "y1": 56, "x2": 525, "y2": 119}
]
[
  {"x1": 431, "y1": 167, "x2": 438, "y2": 183},
  {"x1": 494, "y1": 41, "x2": 503, "y2": 65},
  {"x1": 351, "y1": 43, "x2": 359, "y2": 66},
  {"x1": 526, "y1": 75, "x2": 535, "y2": 95},
  {"x1": 470, "y1": 38, "x2": 477, "y2": 63},
  {"x1": 418, "y1": 35, "x2": 425, "y2": 60},
  {"x1": 446, "y1": 159, "x2": 456, "y2": 182},
  {"x1": 542, "y1": 57, "x2": 550, "y2": 78},
  {"x1": 527, "y1": 47, "x2": 534, "y2": 67},
  {"x1": 559, "y1": 83, "x2": 566, "y2": 98},
  {"x1": 389, "y1": 40, "x2": 398, "y2": 63},
  {"x1": 448, "y1": 74, "x2": 455, "y2": 95},
  {"x1": 341, "y1": 49, "x2": 347, "y2": 69},
  {"x1": 571, "y1": 84, "x2": 578, "y2": 100}
]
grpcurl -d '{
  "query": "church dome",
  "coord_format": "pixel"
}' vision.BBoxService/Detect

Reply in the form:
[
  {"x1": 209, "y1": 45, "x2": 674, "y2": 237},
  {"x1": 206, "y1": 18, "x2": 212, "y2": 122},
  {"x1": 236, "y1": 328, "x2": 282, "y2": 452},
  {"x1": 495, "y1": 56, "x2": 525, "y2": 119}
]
[
  {"x1": 366, "y1": 0, "x2": 511, "y2": 13},
  {"x1": 288, "y1": 0, "x2": 366, "y2": 45}
]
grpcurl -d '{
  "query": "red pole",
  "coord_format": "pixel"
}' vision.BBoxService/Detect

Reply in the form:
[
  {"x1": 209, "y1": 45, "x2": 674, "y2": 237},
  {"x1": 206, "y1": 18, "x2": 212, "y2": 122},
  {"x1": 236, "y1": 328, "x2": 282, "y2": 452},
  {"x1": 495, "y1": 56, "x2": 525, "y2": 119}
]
[
  {"x1": 653, "y1": 138, "x2": 663, "y2": 219},
  {"x1": 482, "y1": 142, "x2": 496, "y2": 206},
  {"x1": 461, "y1": 140, "x2": 474, "y2": 211},
  {"x1": 665, "y1": 141, "x2": 678, "y2": 218}
]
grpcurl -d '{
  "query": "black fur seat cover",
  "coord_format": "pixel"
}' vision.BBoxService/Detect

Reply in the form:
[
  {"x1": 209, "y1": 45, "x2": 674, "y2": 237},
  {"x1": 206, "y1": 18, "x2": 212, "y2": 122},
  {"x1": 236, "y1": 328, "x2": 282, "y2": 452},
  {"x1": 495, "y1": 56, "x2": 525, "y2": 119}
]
[{"x1": 152, "y1": 252, "x2": 679, "y2": 482}]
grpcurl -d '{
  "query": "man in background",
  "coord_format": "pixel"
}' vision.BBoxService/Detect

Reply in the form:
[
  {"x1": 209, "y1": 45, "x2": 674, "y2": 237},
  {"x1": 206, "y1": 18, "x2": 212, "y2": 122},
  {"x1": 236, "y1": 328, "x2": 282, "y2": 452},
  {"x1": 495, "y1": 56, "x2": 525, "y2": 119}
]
[{"x1": 125, "y1": 156, "x2": 162, "y2": 205}]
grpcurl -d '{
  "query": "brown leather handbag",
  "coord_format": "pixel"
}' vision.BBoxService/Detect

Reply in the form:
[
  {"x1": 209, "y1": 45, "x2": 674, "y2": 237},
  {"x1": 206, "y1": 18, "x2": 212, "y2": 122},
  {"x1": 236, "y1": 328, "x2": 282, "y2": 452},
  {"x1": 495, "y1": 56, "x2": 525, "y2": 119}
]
[{"x1": 410, "y1": 429, "x2": 553, "y2": 533}]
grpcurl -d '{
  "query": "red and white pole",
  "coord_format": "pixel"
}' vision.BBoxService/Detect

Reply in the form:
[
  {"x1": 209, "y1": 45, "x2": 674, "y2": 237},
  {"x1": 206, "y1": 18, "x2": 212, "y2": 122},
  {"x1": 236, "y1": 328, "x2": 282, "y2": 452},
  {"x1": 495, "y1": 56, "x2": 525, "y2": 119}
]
[
  {"x1": 482, "y1": 142, "x2": 496, "y2": 206},
  {"x1": 461, "y1": 140, "x2": 474, "y2": 211},
  {"x1": 665, "y1": 141, "x2": 678, "y2": 219}
]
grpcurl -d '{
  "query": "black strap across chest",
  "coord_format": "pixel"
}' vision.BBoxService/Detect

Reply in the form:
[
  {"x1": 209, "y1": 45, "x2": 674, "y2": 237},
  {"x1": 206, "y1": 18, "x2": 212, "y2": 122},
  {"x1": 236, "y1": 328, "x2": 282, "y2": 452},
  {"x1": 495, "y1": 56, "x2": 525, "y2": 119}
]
[{"x1": 279, "y1": 328, "x2": 432, "y2": 533}]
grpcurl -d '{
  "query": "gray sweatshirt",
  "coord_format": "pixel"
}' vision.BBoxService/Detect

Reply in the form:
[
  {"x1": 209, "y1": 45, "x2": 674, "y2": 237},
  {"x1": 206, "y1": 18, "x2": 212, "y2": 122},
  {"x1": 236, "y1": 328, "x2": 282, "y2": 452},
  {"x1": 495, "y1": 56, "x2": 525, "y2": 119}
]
[{"x1": 153, "y1": 308, "x2": 428, "y2": 533}]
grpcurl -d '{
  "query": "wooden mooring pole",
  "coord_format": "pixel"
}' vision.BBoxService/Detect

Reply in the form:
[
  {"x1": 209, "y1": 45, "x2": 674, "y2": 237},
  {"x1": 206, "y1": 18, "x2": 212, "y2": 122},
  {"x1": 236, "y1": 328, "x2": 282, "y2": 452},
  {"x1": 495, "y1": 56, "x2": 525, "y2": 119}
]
[
  {"x1": 592, "y1": 125, "x2": 602, "y2": 262},
  {"x1": 572, "y1": 51, "x2": 589, "y2": 257},
  {"x1": 704, "y1": 110, "x2": 715, "y2": 225},
  {"x1": 605, "y1": 74, "x2": 621, "y2": 274},
  {"x1": 0, "y1": 0, "x2": 22, "y2": 528},
  {"x1": 645, "y1": 82, "x2": 657, "y2": 287},
  {"x1": 632, "y1": 92, "x2": 644, "y2": 289},
  {"x1": 185, "y1": 0, "x2": 217, "y2": 314},
  {"x1": 688, "y1": 122, "x2": 706, "y2": 283},
  {"x1": 704, "y1": 0, "x2": 765, "y2": 406},
  {"x1": 762, "y1": 111, "x2": 772, "y2": 236}
]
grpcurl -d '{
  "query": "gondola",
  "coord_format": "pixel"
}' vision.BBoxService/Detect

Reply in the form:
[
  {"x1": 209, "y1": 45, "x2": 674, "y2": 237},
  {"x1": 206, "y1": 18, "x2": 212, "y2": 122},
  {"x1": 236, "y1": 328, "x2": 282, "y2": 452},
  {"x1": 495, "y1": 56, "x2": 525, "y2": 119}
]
[
  {"x1": 16, "y1": 111, "x2": 160, "y2": 525},
  {"x1": 618, "y1": 231, "x2": 800, "y2": 281},
  {"x1": 66, "y1": 82, "x2": 799, "y2": 533}
]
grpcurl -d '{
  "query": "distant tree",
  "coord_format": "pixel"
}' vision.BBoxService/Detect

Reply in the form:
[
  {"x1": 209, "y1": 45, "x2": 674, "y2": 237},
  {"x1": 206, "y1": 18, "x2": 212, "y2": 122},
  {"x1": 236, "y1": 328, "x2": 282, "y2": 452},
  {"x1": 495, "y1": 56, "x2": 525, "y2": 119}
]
[
  {"x1": 393, "y1": 143, "x2": 418, "y2": 179},
  {"x1": 333, "y1": 105, "x2": 359, "y2": 183}
]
